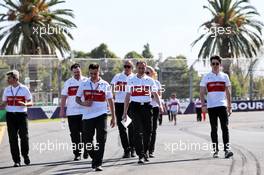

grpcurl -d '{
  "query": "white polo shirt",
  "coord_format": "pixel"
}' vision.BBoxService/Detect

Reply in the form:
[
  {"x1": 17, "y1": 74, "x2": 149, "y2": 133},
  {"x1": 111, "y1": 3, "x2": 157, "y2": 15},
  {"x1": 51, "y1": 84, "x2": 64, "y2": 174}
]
[
  {"x1": 150, "y1": 80, "x2": 162, "y2": 107},
  {"x1": 111, "y1": 72, "x2": 134, "y2": 103},
  {"x1": 2, "y1": 84, "x2": 32, "y2": 112},
  {"x1": 169, "y1": 98, "x2": 180, "y2": 112},
  {"x1": 200, "y1": 71, "x2": 231, "y2": 108},
  {"x1": 195, "y1": 99, "x2": 202, "y2": 108},
  {"x1": 127, "y1": 74, "x2": 157, "y2": 103},
  {"x1": 61, "y1": 76, "x2": 88, "y2": 116},
  {"x1": 76, "y1": 78, "x2": 113, "y2": 120},
  {"x1": 166, "y1": 101, "x2": 171, "y2": 110}
]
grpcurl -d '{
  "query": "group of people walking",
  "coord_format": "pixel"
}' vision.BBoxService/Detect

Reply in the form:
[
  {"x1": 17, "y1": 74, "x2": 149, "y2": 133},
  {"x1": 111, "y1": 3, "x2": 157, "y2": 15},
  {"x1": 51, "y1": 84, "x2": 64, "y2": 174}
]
[{"x1": 1, "y1": 55, "x2": 233, "y2": 171}]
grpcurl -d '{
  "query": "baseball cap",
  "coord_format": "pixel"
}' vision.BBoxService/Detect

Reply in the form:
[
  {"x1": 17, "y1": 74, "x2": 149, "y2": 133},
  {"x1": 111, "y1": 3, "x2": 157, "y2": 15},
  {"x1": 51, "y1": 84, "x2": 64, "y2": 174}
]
[{"x1": 6, "y1": 70, "x2": 20, "y2": 79}]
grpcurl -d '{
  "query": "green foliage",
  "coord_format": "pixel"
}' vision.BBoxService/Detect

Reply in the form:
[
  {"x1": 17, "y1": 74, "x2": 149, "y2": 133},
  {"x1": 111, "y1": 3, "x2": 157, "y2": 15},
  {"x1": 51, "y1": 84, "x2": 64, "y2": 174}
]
[
  {"x1": 0, "y1": 0, "x2": 76, "y2": 55},
  {"x1": 230, "y1": 65, "x2": 248, "y2": 98},
  {"x1": 72, "y1": 50, "x2": 90, "y2": 58},
  {"x1": 192, "y1": 0, "x2": 264, "y2": 74},
  {"x1": 89, "y1": 43, "x2": 118, "y2": 58},
  {"x1": 142, "y1": 43, "x2": 154, "y2": 58},
  {"x1": 230, "y1": 75, "x2": 246, "y2": 98},
  {"x1": 0, "y1": 61, "x2": 9, "y2": 97},
  {"x1": 159, "y1": 55, "x2": 200, "y2": 99},
  {"x1": 254, "y1": 78, "x2": 264, "y2": 98},
  {"x1": 124, "y1": 51, "x2": 143, "y2": 58}
]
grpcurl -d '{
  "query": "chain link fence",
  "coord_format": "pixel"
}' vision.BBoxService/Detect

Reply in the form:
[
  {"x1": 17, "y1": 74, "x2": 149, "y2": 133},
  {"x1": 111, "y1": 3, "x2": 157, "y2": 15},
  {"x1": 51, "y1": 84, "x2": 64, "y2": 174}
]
[{"x1": 0, "y1": 55, "x2": 263, "y2": 106}]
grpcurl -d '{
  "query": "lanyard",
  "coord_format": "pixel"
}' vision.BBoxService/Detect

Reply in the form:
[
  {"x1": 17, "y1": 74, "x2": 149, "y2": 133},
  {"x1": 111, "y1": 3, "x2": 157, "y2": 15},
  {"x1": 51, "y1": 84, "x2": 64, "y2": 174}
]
[
  {"x1": 89, "y1": 81, "x2": 100, "y2": 99},
  {"x1": 10, "y1": 86, "x2": 21, "y2": 105}
]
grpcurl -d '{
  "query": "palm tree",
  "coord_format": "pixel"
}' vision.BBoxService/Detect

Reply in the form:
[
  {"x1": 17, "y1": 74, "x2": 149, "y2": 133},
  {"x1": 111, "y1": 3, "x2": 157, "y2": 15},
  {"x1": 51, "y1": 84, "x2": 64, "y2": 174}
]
[
  {"x1": 192, "y1": 0, "x2": 263, "y2": 75},
  {"x1": 0, "y1": 0, "x2": 76, "y2": 55}
]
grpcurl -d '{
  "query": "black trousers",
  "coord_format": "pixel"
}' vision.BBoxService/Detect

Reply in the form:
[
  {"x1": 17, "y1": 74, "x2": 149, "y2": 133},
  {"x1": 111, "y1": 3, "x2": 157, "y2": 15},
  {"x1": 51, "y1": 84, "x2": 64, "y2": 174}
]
[
  {"x1": 208, "y1": 106, "x2": 230, "y2": 152},
  {"x1": 115, "y1": 103, "x2": 134, "y2": 153},
  {"x1": 196, "y1": 108, "x2": 202, "y2": 121},
  {"x1": 130, "y1": 102, "x2": 152, "y2": 158},
  {"x1": 167, "y1": 110, "x2": 172, "y2": 121},
  {"x1": 158, "y1": 113, "x2": 162, "y2": 125},
  {"x1": 82, "y1": 114, "x2": 107, "y2": 167},
  {"x1": 6, "y1": 112, "x2": 29, "y2": 163},
  {"x1": 149, "y1": 107, "x2": 159, "y2": 154},
  {"x1": 67, "y1": 115, "x2": 83, "y2": 156}
]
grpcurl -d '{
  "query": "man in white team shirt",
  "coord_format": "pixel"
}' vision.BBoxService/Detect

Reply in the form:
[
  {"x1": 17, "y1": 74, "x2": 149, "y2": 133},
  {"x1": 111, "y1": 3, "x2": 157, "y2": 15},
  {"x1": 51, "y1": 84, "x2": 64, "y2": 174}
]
[
  {"x1": 200, "y1": 55, "x2": 233, "y2": 159},
  {"x1": 2, "y1": 70, "x2": 32, "y2": 167},
  {"x1": 122, "y1": 61, "x2": 163, "y2": 164},
  {"x1": 59, "y1": 63, "x2": 88, "y2": 161},
  {"x1": 169, "y1": 93, "x2": 180, "y2": 125},
  {"x1": 76, "y1": 63, "x2": 116, "y2": 171},
  {"x1": 111, "y1": 60, "x2": 135, "y2": 158}
]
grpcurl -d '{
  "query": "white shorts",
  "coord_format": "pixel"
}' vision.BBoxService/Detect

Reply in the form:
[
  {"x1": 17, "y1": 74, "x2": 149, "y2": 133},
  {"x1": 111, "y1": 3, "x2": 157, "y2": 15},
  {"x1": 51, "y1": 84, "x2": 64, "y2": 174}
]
[{"x1": 171, "y1": 111, "x2": 178, "y2": 115}]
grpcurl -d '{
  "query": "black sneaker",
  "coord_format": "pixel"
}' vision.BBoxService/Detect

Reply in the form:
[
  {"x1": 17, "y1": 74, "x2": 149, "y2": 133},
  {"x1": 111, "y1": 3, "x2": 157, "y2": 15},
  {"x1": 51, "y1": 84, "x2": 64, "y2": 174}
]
[
  {"x1": 122, "y1": 151, "x2": 131, "y2": 158},
  {"x1": 13, "y1": 162, "x2": 21, "y2": 167},
  {"x1": 138, "y1": 158, "x2": 144, "y2": 164},
  {"x1": 92, "y1": 164, "x2": 96, "y2": 169},
  {"x1": 83, "y1": 152, "x2": 89, "y2": 159},
  {"x1": 95, "y1": 166, "x2": 103, "y2": 171},
  {"x1": 74, "y1": 155, "x2": 81, "y2": 161},
  {"x1": 225, "y1": 151, "x2": 234, "y2": 158},
  {"x1": 213, "y1": 151, "x2": 219, "y2": 158},
  {"x1": 144, "y1": 155, "x2": 149, "y2": 162},
  {"x1": 149, "y1": 153, "x2": 155, "y2": 158},
  {"x1": 24, "y1": 156, "x2": 30, "y2": 165}
]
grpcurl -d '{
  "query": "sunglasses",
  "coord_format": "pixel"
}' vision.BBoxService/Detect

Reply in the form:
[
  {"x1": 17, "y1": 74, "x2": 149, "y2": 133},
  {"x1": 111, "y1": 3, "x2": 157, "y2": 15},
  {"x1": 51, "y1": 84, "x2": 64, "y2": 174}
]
[
  {"x1": 124, "y1": 65, "x2": 132, "y2": 69},
  {"x1": 211, "y1": 62, "x2": 220, "y2": 66},
  {"x1": 145, "y1": 72, "x2": 150, "y2": 75}
]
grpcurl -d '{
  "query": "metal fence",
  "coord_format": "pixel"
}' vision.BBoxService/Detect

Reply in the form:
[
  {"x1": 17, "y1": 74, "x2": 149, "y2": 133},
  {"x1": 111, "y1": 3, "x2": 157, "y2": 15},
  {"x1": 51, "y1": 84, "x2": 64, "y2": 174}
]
[{"x1": 0, "y1": 55, "x2": 263, "y2": 105}]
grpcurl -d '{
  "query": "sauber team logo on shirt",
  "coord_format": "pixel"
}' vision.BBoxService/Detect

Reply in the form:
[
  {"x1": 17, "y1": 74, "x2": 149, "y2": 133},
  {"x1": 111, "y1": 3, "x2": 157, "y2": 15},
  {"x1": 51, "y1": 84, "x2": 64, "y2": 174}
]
[
  {"x1": 84, "y1": 90, "x2": 106, "y2": 102},
  {"x1": 131, "y1": 86, "x2": 151, "y2": 96},
  {"x1": 171, "y1": 102, "x2": 179, "y2": 106},
  {"x1": 115, "y1": 81, "x2": 127, "y2": 92},
  {"x1": 68, "y1": 86, "x2": 79, "y2": 96},
  {"x1": 7, "y1": 96, "x2": 26, "y2": 106},
  {"x1": 207, "y1": 81, "x2": 226, "y2": 92}
]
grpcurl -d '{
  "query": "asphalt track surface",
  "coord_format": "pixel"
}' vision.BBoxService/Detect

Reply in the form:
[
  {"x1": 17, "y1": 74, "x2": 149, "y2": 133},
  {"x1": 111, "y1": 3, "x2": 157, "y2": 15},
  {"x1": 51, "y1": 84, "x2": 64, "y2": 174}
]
[{"x1": 0, "y1": 111, "x2": 263, "y2": 175}]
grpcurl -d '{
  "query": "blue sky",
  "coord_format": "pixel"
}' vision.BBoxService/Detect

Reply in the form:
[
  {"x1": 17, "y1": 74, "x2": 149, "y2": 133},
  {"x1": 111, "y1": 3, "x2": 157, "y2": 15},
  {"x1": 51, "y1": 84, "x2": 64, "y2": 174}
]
[{"x1": 60, "y1": 0, "x2": 264, "y2": 61}]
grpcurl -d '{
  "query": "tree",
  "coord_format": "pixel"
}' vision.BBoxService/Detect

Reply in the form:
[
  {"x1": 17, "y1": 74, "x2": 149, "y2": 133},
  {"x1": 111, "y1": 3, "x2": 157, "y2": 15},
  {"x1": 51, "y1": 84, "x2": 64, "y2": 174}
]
[
  {"x1": 0, "y1": 0, "x2": 76, "y2": 55},
  {"x1": 159, "y1": 55, "x2": 200, "y2": 99},
  {"x1": 0, "y1": 61, "x2": 9, "y2": 98},
  {"x1": 254, "y1": 77, "x2": 264, "y2": 99},
  {"x1": 230, "y1": 73, "x2": 248, "y2": 99},
  {"x1": 72, "y1": 50, "x2": 90, "y2": 58},
  {"x1": 124, "y1": 51, "x2": 143, "y2": 58},
  {"x1": 142, "y1": 43, "x2": 154, "y2": 58},
  {"x1": 89, "y1": 43, "x2": 118, "y2": 58},
  {"x1": 192, "y1": 0, "x2": 263, "y2": 75}
]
